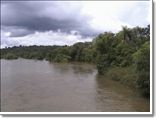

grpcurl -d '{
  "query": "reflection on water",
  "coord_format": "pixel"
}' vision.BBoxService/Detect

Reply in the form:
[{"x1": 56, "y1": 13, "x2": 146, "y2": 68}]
[{"x1": 1, "y1": 59, "x2": 149, "y2": 112}]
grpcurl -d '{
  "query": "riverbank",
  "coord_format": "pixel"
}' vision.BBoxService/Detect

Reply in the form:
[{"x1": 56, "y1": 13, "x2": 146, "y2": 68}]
[
  {"x1": 101, "y1": 66, "x2": 150, "y2": 98},
  {"x1": 104, "y1": 66, "x2": 137, "y2": 88}
]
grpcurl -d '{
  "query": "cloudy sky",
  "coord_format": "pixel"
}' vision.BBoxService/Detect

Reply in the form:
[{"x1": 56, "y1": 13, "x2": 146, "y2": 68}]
[{"x1": 1, "y1": 1, "x2": 151, "y2": 48}]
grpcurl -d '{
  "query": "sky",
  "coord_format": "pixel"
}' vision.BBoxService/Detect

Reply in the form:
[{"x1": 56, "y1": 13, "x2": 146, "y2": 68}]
[{"x1": 1, "y1": 1, "x2": 151, "y2": 48}]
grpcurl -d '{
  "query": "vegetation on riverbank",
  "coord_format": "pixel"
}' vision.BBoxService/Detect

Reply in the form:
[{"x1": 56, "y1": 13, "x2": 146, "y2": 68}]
[
  {"x1": 105, "y1": 66, "x2": 137, "y2": 87},
  {"x1": 0, "y1": 25, "x2": 150, "y2": 97}
]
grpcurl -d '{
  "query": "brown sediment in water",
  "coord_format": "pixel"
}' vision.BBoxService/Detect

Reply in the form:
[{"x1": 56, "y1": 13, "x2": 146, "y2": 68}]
[{"x1": 1, "y1": 59, "x2": 150, "y2": 112}]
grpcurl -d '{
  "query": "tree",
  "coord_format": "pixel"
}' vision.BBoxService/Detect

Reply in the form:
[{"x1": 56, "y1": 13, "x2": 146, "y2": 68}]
[
  {"x1": 122, "y1": 26, "x2": 132, "y2": 43},
  {"x1": 133, "y1": 41, "x2": 150, "y2": 96},
  {"x1": 94, "y1": 32, "x2": 115, "y2": 74}
]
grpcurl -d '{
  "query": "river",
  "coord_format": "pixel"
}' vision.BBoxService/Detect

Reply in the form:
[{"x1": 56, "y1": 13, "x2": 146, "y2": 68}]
[{"x1": 1, "y1": 59, "x2": 149, "y2": 112}]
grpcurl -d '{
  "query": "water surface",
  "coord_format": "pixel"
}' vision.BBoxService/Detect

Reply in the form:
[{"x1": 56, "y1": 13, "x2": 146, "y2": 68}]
[{"x1": 1, "y1": 59, "x2": 149, "y2": 112}]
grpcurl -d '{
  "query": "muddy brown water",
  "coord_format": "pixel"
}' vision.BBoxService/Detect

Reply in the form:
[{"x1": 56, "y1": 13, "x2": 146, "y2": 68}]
[{"x1": 1, "y1": 59, "x2": 150, "y2": 112}]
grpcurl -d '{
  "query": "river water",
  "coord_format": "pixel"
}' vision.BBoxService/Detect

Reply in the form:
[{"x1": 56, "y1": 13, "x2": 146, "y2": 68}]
[{"x1": 1, "y1": 59, "x2": 149, "y2": 112}]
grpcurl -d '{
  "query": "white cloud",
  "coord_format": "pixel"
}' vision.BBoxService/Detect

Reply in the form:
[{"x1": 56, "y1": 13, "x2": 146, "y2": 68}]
[
  {"x1": 81, "y1": 1, "x2": 150, "y2": 33},
  {"x1": 1, "y1": 30, "x2": 93, "y2": 48},
  {"x1": 1, "y1": 30, "x2": 19, "y2": 48}
]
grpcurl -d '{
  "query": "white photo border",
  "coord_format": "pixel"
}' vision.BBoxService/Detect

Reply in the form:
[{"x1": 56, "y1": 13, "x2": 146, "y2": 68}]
[{"x1": 0, "y1": 0, "x2": 153, "y2": 115}]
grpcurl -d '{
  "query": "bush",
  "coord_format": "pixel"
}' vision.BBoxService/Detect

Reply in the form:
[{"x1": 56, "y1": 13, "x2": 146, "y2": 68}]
[
  {"x1": 54, "y1": 54, "x2": 71, "y2": 63},
  {"x1": 4, "y1": 53, "x2": 18, "y2": 59},
  {"x1": 106, "y1": 66, "x2": 137, "y2": 87},
  {"x1": 133, "y1": 41, "x2": 150, "y2": 96}
]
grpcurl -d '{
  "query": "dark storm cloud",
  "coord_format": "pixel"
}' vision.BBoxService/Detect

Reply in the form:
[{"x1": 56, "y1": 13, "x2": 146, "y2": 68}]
[
  {"x1": 1, "y1": 1, "x2": 98, "y2": 37},
  {"x1": 2, "y1": 26, "x2": 34, "y2": 37}
]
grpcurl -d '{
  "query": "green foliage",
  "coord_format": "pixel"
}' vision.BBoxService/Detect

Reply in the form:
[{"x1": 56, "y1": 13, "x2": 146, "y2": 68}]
[
  {"x1": 133, "y1": 41, "x2": 150, "y2": 96},
  {"x1": 114, "y1": 43, "x2": 135, "y2": 66},
  {"x1": 82, "y1": 47, "x2": 97, "y2": 63},
  {"x1": 54, "y1": 54, "x2": 71, "y2": 63},
  {"x1": 4, "y1": 53, "x2": 18, "y2": 59},
  {"x1": 94, "y1": 32, "x2": 115, "y2": 54},
  {"x1": 94, "y1": 32, "x2": 116, "y2": 74},
  {"x1": 70, "y1": 42, "x2": 93, "y2": 62},
  {"x1": 106, "y1": 66, "x2": 137, "y2": 87}
]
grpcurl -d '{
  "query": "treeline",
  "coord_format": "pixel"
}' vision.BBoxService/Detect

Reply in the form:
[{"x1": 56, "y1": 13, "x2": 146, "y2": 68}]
[
  {"x1": 0, "y1": 25, "x2": 150, "y2": 97},
  {"x1": 0, "y1": 42, "x2": 96, "y2": 63}
]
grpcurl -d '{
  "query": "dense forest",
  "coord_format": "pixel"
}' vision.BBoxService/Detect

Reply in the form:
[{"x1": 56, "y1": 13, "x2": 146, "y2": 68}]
[{"x1": 0, "y1": 25, "x2": 150, "y2": 97}]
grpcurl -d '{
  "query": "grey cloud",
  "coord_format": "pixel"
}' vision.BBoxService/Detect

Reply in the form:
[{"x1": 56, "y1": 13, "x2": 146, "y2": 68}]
[
  {"x1": 2, "y1": 26, "x2": 34, "y2": 37},
  {"x1": 1, "y1": 1, "x2": 98, "y2": 37}
]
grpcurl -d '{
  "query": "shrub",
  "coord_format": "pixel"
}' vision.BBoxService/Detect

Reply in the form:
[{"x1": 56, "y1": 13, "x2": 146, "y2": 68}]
[
  {"x1": 106, "y1": 66, "x2": 137, "y2": 87},
  {"x1": 54, "y1": 54, "x2": 71, "y2": 63},
  {"x1": 133, "y1": 41, "x2": 150, "y2": 96},
  {"x1": 5, "y1": 53, "x2": 18, "y2": 59}
]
